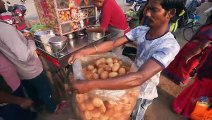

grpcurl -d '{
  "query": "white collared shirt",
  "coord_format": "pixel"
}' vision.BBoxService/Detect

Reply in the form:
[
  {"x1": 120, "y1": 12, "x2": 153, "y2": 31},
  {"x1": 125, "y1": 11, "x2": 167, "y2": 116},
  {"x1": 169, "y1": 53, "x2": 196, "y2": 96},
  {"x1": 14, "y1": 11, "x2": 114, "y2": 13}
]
[{"x1": 125, "y1": 26, "x2": 180, "y2": 100}]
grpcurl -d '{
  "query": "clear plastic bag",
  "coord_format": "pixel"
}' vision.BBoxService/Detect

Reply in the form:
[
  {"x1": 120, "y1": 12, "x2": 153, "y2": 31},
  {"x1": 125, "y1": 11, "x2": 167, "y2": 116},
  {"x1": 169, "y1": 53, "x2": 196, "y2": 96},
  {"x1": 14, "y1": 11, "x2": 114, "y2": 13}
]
[{"x1": 72, "y1": 52, "x2": 140, "y2": 120}]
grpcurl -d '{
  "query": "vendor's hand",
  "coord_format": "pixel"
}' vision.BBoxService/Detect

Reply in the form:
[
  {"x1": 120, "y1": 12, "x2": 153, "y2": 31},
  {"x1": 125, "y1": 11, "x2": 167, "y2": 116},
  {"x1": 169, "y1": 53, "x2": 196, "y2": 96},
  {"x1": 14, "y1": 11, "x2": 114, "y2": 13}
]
[
  {"x1": 68, "y1": 52, "x2": 84, "y2": 64},
  {"x1": 86, "y1": 26, "x2": 104, "y2": 33},
  {"x1": 85, "y1": 27, "x2": 94, "y2": 32},
  {"x1": 23, "y1": 32, "x2": 34, "y2": 40},
  {"x1": 22, "y1": 31, "x2": 30, "y2": 36}
]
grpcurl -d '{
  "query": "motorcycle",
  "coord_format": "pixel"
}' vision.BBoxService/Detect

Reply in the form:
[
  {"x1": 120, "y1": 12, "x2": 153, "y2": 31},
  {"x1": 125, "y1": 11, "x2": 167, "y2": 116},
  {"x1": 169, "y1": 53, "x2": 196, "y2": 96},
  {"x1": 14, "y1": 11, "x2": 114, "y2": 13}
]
[
  {"x1": 0, "y1": 15, "x2": 14, "y2": 24},
  {"x1": 125, "y1": 0, "x2": 147, "y2": 11},
  {"x1": 125, "y1": 0, "x2": 147, "y2": 28},
  {"x1": 0, "y1": 1, "x2": 27, "y2": 31}
]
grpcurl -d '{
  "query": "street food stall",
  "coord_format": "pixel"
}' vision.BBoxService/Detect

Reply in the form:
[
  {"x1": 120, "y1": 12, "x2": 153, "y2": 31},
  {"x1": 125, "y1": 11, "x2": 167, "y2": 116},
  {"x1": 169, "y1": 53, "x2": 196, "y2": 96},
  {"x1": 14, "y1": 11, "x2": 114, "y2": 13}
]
[
  {"x1": 33, "y1": 0, "x2": 110, "y2": 72},
  {"x1": 34, "y1": 0, "x2": 96, "y2": 35},
  {"x1": 34, "y1": 30, "x2": 111, "y2": 68},
  {"x1": 34, "y1": 31, "x2": 111, "y2": 104},
  {"x1": 32, "y1": 0, "x2": 140, "y2": 119},
  {"x1": 32, "y1": 0, "x2": 113, "y2": 99}
]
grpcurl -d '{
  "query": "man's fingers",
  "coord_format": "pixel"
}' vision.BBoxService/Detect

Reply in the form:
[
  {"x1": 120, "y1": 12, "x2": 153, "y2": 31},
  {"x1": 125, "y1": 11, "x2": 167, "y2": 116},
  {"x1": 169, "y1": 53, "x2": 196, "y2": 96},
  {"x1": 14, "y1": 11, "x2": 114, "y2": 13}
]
[
  {"x1": 20, "y1": 99, "x2": 33, "y2": 109},
  {"x1": 68, "y1": 55, "x2": 74, "y2": 65}
]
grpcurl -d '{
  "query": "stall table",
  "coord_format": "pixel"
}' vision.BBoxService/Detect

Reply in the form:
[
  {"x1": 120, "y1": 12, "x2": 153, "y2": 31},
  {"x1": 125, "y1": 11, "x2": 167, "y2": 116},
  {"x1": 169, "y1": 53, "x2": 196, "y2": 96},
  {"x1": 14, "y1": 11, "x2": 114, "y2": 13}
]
[{"x1": 35, "y1": 32, "x2": 111, "y2": 85}]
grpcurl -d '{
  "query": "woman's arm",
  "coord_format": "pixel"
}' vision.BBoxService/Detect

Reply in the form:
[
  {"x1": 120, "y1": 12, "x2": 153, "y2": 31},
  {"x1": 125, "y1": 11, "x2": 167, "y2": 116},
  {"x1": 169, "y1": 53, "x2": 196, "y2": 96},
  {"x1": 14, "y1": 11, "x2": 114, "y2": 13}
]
[{"x1": 185, "y1": 39, "x2": 211, "y2": 63}]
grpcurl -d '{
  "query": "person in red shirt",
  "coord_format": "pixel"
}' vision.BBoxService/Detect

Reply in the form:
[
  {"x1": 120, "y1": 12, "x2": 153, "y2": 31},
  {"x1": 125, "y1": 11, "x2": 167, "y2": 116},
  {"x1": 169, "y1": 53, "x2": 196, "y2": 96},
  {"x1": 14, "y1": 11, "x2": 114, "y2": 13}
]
[
  {"x1": 87, "y1": 0, "x2": 130, "y2": 54},
  {"x1": 87, "y1": 0, "x2": 129, "y2": 34}
]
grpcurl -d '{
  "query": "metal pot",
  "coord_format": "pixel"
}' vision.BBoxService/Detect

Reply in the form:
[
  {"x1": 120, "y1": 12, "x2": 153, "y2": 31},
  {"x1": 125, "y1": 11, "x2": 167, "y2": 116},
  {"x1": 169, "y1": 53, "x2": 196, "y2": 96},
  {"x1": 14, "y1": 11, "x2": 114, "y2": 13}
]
[
  {"x1": 76, "y1": 29, "x2": 87, "y2": 37},
  {"x1": 48, "y1": 36, "x2": 68, "y2": 52},
  {"x1": 87, "y1": 32, "x2": 105, "y2": 41},
  {"x1": 67, "y1": 33, "x2": 75, "y2": 39}
]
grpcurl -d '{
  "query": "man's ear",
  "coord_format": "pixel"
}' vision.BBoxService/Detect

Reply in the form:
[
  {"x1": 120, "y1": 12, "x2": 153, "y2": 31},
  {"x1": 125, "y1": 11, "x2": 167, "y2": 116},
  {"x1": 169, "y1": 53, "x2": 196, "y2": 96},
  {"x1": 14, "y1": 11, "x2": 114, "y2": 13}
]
[{"x1": 168, "y1": 8, "x2": 176, "y2": 19}]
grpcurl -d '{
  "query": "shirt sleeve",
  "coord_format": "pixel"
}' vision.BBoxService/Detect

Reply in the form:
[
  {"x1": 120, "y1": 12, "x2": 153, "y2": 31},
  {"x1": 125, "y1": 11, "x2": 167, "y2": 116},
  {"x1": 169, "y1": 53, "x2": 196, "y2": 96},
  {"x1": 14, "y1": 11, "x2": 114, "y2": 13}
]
[
  {"x1": 100, "y1": 4, "x2": 112, "y2": 29},
  {"x1": 195, "y1": 25, "x2": 212, "y2": 41},
  {"x1": 2, "y1": 25, "x2": 36, "y2": 62},
  {"x1": 125, "y1": 26, "x2": 142, "y2": 42},
  {"x1": 151, "y1": 41, "x2": 180, "y2": 68}
]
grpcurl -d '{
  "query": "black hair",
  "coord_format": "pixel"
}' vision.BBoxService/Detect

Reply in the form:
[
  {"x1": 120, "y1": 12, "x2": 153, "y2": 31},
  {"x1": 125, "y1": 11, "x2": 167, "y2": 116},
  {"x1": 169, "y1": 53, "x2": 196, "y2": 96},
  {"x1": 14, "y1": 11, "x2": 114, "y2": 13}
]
[
  {"x1": 157, "y1": 0, "x2": 186, "y2": 22},
  {"x1": 209, "y1": 11, "x2": 212, "y2": 23},
  {"x1": 158, "y1": 0, "x2": 185, "y2": 16},
  {"x1": 138, "y1": 2, "x2": 148, "y2": 24},
  {"x1": 205, "y1": 10, "x2": 212, "y2": 24}
]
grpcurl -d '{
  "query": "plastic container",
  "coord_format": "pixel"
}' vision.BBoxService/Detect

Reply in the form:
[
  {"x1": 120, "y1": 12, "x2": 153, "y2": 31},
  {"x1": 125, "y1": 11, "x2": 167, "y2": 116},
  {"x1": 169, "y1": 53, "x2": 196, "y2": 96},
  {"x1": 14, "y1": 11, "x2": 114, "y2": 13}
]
[
  {"x1": 34, "y1": 30, "x2": 55, "y2": 53},
  {"x1": 73, "y1": 59, "x2": 84, "y2": 80},
  {"x1": 199, "y1": 96, "x2": 209, "y2": 105}
]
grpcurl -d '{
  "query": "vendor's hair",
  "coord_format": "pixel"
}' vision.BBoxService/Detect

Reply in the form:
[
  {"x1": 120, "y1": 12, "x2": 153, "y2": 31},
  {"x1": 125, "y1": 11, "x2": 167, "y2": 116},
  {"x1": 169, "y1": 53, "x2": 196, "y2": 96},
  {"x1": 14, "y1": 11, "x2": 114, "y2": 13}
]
[{"x1": 157, "y1": 0, "x2": 185, "y2": 21}]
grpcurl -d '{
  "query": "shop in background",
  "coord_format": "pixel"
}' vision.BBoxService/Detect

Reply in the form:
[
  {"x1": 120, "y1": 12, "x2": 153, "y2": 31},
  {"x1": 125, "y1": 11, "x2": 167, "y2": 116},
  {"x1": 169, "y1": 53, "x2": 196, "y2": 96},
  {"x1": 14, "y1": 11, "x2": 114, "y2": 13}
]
[{"x1": 34, "y1": 0, "x2": 96, "y2": 35}]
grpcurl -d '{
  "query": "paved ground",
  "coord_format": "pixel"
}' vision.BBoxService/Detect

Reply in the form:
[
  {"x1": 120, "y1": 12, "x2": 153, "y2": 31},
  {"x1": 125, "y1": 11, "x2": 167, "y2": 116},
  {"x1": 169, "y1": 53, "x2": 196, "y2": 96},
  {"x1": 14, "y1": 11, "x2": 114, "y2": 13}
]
[{"x1": 4, "y1": 0, "x2": 212, "y2": 120}]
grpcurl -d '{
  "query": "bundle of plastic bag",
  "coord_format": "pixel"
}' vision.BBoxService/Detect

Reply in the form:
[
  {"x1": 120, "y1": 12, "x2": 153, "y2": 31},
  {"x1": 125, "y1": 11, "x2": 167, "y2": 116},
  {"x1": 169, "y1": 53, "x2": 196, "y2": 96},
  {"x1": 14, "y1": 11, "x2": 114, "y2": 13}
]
[{"x1": 72, "y1": 52, "x2": 140, "y2": 120}]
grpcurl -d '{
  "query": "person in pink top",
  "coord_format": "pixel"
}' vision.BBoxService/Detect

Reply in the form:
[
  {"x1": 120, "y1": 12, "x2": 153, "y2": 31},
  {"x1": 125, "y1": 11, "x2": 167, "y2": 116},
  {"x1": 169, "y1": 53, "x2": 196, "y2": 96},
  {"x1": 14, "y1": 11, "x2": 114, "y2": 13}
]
[
  {"x1": 87, "y1": 0, "x2": 130, "y2": 54},
  {"x1": 0, "y1": 52, "x2": 20, "y2": 91},
  {"x1": 0, "y1": 52, "x2": 36, "y2": 120}
]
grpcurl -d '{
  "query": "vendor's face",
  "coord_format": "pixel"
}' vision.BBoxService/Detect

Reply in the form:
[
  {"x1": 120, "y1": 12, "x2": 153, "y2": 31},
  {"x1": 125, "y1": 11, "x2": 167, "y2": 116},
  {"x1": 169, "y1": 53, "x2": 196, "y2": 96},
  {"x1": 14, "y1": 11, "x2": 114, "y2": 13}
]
[
  {"x1": 92, "y1": 0, "x2": 104, "y2": 8},
  {"x1": 143, "y1": 0, "x2": 172, "y2": 28},
  {"x1": 0, "y1": 0, "x2": 7, "y2": 14}
]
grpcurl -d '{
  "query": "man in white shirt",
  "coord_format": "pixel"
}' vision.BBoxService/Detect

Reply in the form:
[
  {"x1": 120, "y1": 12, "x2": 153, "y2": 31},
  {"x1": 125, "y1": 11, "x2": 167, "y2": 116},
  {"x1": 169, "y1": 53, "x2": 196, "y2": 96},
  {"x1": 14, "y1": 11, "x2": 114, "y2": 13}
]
[{"x1": 68, "y1": 0, "x2": 184, "y2": 119}]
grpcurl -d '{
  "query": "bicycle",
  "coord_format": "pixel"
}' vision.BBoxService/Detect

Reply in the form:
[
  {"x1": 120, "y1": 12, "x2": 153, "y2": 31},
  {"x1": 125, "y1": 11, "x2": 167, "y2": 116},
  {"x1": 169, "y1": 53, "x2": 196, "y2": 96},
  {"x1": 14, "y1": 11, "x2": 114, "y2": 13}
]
[
  {"x1": 183, "y1": 14, "x2": 202, "y2": 41},
  {"x1": 182, "y1": 0, "x2": 202, "y2": 41}
]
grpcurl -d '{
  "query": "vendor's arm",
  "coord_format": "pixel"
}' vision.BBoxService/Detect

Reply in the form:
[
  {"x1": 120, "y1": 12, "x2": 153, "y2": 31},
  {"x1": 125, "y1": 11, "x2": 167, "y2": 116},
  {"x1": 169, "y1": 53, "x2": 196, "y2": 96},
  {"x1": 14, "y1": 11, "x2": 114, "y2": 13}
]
[
  {"x1": 0, "y1": 91, "x2": 33, "y2": 109},
  {"x1": 185, "y1": 39, "x2": 211, "y2": 63},
  {"x1": 68, "y1": 36, "x2": 128, "y2": 64},
  {"x1": 86, "y1": 2, "x2": 112, "y2": 33},
  {"x1": 71, "y1": 26, "x2": 180, "y2": 93},
  {"x1": 2, "y1": 24, "x2": 36, "y2": 62},
  {"x1": 68, "y1": 26, "x2": 144, "y2": 64},
  {"x1": 86, "y1": 26, "x2": 106, "y2": 33},
  {"x1": 73, "y1": 58, "x2": 164, "y2": 93}
]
